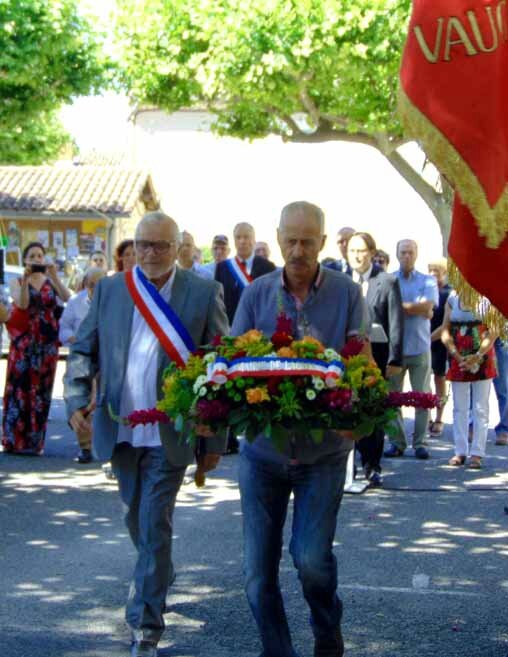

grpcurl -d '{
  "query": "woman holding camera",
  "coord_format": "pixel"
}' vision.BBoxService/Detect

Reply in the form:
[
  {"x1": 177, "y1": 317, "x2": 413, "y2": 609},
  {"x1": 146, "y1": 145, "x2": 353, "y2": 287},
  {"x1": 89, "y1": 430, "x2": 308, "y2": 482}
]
[{"x1": 1, "y1": 241, "x2": 71, "y2": 455}]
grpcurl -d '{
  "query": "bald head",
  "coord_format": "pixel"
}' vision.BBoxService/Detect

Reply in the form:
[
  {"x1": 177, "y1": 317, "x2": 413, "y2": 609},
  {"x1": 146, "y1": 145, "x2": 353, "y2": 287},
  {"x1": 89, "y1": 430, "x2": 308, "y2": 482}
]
[
  {"x1": 279, "y1": 201, "x2": 325, "y2": 234},
  {"x1": 397, "y1": 239, "x2": 418, "y2": 275},
  {"x1": 337, "y1": 226, "x2": 355, "y2": 258},
  {"x1": 277, "y1": 201, "x2": 326, "y2": 282},
  {"x1": 234, "y1": 222, "x2": 256, "y2": 260},
  {"x1": 83, "y1": 267, "x2": 106, "y2": 298},
  {"x1": 135, "y1": 211, "x2": 180, "y2": 279}
]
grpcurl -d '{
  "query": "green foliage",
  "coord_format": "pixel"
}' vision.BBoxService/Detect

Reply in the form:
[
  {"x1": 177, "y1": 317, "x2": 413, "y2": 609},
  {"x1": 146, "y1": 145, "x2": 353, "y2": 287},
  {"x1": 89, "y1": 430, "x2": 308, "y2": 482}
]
[
  {"x1": 0, "y1": 0, "x2": 109, "y2": 163},
  {"x1": 116, "y1": 0, "x2": 411, "y2": 140}
]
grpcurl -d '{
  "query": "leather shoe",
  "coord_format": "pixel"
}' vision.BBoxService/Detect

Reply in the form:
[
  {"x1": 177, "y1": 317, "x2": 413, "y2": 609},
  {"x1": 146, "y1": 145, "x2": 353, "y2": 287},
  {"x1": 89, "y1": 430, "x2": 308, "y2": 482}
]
[
  {"x1": 75, "y1": 448, "x2": 93, "y2": 464},
  {"x1": 384, "y1": 444, "x2": 404, "y2": 458},
  {"x1": 131, "y1": 640, "x2": 158, "y2": 657},
  {"x1": 314, "y1": 627, "x2": 344, "y2": 657},
  {"x1": 414, "y1": 446, "x2": 430, "y2": 460}
]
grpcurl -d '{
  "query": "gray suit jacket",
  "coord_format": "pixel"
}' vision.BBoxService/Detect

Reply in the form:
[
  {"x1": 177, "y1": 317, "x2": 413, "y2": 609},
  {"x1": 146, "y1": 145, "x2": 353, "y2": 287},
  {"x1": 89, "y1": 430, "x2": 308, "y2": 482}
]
[{"x1": 63, "y1": 268, "x2": 229, "y2": 464}]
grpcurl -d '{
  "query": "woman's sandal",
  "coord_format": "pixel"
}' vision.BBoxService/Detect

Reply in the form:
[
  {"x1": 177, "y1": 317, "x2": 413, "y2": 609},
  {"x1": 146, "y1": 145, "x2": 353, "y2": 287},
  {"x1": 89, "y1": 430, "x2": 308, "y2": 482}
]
[
  {"x1": 448, "y1": 455, "x2": 466, "y2": 466},
  {"x1": 468, "y1": 456, "x2": 482, "y2": 469},
  {"x1": 430, "y1": 421, "x2": 444, "y2": 436}
]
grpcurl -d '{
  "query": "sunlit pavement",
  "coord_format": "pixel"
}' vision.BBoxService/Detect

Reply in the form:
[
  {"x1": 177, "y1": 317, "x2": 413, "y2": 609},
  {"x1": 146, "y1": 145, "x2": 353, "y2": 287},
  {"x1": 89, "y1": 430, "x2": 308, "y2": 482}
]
[{"x1": 1, "y1": 369, "x2": 508, "y2": 657}]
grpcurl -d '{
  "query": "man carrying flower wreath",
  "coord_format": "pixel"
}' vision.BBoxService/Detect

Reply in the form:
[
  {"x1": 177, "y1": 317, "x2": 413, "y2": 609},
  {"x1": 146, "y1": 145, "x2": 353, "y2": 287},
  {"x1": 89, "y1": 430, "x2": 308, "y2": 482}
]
[
  {"x1": 232, "y1": 201, "x2": 369, "y2": 657},
  {"x1": 64, "y1": 212, "x2": 229, "y2": 657}
]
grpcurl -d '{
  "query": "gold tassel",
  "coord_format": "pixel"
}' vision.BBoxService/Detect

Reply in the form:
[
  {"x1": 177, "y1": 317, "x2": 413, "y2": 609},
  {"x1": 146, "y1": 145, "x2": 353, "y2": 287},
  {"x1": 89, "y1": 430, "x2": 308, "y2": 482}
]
[
  {"x1": 448, "y1": 259, "x2": 508, "y2": 338},
  {"x1": 398, "y1": 87, "x2": 508, "y2": 249}
]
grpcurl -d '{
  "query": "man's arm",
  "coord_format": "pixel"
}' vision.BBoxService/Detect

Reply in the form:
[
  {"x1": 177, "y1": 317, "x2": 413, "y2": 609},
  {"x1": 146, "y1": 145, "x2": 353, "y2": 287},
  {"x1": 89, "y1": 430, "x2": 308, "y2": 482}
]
[
  {"x1": 387, "y1": 278, "x2": 404, "y2": 367},
  {"x1": 63, "y1": 280, "x2": 102, "y2": 421},
  {"x1": 58, "y1": 297, "x2": 77, "y2": 346},
  {"x1": 403, "y1": 275, "x2": 439, "y2": 318}
]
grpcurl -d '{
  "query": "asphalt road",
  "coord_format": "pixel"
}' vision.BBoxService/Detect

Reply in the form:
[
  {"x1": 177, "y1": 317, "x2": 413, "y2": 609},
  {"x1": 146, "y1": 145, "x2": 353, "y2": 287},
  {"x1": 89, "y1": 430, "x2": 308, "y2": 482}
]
[{"x1": 1, "y1": 384, "x2": 508, "y2": 657}]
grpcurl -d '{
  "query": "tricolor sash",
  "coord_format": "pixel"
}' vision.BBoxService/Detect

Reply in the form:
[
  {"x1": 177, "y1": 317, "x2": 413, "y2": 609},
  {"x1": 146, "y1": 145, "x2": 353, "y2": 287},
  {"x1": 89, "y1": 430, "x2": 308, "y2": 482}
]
[
  {"x1": 125, "y1": 266, "x2": 195, "y2": 368},
  {"x1": 226, "y1": 256, "x2": 253, "y2": 290}
]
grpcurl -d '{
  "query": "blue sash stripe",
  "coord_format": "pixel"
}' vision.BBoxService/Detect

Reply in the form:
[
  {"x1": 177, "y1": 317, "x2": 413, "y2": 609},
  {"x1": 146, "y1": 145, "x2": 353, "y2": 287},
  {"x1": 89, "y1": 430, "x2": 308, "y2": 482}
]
[
  {"x1": 225, "y1": 258, "x2": 246, "y2": 289},
  {"x1": 136, "y1": 267, "x2": 196, "y2": 352}
]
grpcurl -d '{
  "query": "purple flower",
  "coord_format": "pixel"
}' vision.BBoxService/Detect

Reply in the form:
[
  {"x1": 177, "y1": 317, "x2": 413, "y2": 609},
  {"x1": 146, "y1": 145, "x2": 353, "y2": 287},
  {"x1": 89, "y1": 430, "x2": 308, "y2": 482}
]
[
  {"x1": 385, "y1": 391, "x2": 440, "y2": 410},
  {"x1": 196, "y1": 399, "x2": 231, "y2": 422}
]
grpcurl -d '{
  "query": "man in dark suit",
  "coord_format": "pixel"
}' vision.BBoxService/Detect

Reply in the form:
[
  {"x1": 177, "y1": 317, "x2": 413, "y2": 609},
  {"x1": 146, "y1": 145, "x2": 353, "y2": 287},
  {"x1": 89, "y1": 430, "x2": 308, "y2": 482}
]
[
  {"x1": 215, "y1": 221, "x2": 276, "y2": 324},
  {"x1": 347, "y1": 232, "x2": 404, "y2": 487},
  {"x1": 65, "y1": 212, "x2": 229, "y2": 657},
  {"x1": 322, "y1": 226, "x2": 355, "y2": 275},
  {"x1": 215, "y1": 221, "x2": 276, "y2": 453}
]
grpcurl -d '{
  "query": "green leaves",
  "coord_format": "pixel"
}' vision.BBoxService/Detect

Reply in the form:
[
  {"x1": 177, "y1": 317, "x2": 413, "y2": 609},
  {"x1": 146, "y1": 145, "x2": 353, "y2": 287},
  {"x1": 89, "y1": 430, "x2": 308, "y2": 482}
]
[
  {"x1": 115, "y1": 0, "x2": 410, "y2": 140},
  {"x1": 0, "y1": 0, "x2": 109, "y2": 163}
]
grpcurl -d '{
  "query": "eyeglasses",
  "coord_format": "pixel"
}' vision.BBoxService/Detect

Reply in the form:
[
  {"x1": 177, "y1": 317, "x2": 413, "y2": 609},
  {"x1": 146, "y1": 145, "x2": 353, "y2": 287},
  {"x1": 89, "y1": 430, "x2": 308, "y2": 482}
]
[{"x1": 135, "y1": 240, "x2": 176, "y2": 254}]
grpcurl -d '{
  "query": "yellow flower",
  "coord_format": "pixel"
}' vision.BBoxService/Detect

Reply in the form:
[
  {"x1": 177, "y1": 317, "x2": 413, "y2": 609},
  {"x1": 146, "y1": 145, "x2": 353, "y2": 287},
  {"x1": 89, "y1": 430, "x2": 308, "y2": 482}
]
[
  {"x1": 246, "y1": 387, "x2": 270, "y2": 404},
  {"x1": 277, "y1": 346, "x2": 297, "y2": 358},
  {"x1": 234, "y1": 329, "x2": 264, "y2": 349}
]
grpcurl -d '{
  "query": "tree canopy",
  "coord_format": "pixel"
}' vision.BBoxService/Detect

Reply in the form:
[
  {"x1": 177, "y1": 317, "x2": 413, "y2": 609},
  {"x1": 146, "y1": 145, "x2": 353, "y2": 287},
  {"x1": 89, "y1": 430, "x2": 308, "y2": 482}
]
[
  {"x1": 116, "y1": 0, "x2": 451, "y2": 242},
  {"x1": 0, "y1": 0, "x2": 108, "y2": 164}
]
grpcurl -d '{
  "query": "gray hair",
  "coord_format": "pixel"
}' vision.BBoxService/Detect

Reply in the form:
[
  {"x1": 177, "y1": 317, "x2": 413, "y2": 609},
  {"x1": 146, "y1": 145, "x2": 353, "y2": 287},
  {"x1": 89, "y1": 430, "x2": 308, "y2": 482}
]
[
  {"x1": 83, "y1": 266, "x2": 107, "y2": 287},
  {"x1": 233, "y1": 222, "x2": 255, "y2": 237},
  {"x1": 136, "y1": 211, "x2": 181, "y2": 244},
  {"x1": 396, "y1": 239, "x2": 418, "y2": 255},
  {"x1": 279, "y1": 201, "x2": 325, "y2": 233}
]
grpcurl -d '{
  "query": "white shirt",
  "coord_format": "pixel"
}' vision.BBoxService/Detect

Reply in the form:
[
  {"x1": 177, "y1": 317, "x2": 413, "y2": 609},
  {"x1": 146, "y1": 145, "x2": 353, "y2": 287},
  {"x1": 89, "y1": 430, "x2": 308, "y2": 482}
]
[
  {"x1": 59, "y1": 290, "x2": 91, "y2": 346},
  {"x1": 352, "y1": 264, "x2": 373, "y2": 297},
  {"x1": 117, "y1": 269, "x2": 176, "y2": 448}
]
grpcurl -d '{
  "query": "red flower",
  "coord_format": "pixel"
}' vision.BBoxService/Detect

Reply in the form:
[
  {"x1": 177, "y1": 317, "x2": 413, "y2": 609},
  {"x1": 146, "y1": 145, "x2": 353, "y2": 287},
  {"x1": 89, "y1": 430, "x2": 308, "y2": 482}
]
[
  {"x1": 272, "y1": 331, "x2": 293, "y2": 350},
  {"x1": 275, "y1": 312, "x2": 293, "y2": 335},
  {"x1": 193, "y1": 348, "x2": 207, "y2": 358},
  {"x1": 385, "y1": 392, "x2": 440, "y2": 409},
  {"x1": 267, "y1": 377, "x2": 281, "y2": 396},
  {"x1": 211, "y1": 334, "x2": 223, "y2": 347},
  {"x1": 320, "y1": 388, "x2": 353, "y2": 411},
  {"x1": 340, "y1": 337, "x2": 364, "y2": 358},
  {"x1": 126, "y1": 409, "x2": 170, "y2": 427},
  {"x1": 231, "y1": 350, "x2": 247, "y2": 359}
]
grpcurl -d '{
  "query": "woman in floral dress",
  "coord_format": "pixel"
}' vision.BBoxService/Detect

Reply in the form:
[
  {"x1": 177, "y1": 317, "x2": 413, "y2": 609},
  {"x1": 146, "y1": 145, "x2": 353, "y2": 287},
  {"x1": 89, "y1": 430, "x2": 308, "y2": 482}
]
[
  {"x1": 1, "y1": 242, "x2": 71, "y2": 455},
  {"x1": 441, "y1": 292, "x2": 497, "y2": 468}
]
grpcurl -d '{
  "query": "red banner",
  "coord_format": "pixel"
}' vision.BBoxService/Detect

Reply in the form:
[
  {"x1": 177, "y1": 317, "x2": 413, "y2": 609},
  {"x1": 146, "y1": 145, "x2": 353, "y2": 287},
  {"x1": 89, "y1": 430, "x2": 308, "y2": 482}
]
[{"x1": 399, "y1": 0, "x2": 508, "y2": 322}]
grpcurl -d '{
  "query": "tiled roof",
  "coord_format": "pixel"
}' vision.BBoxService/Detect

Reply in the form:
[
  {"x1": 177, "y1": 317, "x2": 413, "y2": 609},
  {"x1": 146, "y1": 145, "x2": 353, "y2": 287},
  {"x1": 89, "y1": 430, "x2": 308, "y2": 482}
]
[{"x1": 0, "y1": 165, "x2": 158, "y2": 216}]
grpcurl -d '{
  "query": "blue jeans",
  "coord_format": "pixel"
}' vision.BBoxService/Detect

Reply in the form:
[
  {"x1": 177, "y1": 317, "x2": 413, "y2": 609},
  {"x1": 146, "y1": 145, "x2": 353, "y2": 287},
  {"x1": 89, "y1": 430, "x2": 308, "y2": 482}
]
[
  {"x1": 493, "y1": 339, "x2": 508, "y2": 435},
  {"x1": 239, "y1": 448, "x2": 349, "y2": 657}
]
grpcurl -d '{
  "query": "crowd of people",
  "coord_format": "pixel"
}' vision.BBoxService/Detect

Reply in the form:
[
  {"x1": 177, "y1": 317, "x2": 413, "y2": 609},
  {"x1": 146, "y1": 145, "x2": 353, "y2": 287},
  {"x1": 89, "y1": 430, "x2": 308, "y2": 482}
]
[{"x1": 0, "y1": 204, "x2": 505, "y2": 657}]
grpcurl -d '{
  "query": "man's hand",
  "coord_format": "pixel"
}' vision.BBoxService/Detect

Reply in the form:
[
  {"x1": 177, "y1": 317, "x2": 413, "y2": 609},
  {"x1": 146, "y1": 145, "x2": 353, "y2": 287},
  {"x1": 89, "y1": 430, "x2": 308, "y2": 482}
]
[
  {"x1": 70, "y1": 407, "x2": 92, "y2": 434},
  {"x1": 385, "y1": 365, "x2": 403, "y2": 378},
  {"x1": 195, "y1": 423, "x2": 215, "y2": 438},
  {"x1": 198, "y1": 453, "x2": 221, "y2": 472}
]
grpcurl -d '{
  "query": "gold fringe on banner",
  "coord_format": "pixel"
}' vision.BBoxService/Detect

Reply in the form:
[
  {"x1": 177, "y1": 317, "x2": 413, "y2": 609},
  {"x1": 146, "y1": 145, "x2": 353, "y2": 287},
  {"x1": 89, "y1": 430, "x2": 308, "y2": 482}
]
[
  {"x1": 398, "y1": 87, "x2": 508, "y2": 249},
  {"x1": 448, "y1": 258, "x2": 508, "y2": 338}
]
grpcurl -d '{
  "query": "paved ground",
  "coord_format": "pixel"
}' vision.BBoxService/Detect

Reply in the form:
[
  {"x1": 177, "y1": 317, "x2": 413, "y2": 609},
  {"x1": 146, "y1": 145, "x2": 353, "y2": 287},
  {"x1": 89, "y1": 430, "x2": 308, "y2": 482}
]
[{"x1": 1, "y1": 366, "x2": 508, "y2": 657}]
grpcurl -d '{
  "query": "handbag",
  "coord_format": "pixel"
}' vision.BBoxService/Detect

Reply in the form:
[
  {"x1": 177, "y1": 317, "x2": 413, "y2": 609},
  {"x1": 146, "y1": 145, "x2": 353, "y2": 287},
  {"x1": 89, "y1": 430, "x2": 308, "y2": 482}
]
[{"x1": 6, "y1": 306, "x2": 30, "y2": 339}]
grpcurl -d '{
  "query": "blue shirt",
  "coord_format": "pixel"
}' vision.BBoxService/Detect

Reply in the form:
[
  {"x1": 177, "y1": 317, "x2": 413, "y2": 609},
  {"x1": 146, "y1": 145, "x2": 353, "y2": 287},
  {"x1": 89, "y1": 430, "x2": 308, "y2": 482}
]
[{"x1": 394, "y1": 269, "x2": 438, "y2": 357}]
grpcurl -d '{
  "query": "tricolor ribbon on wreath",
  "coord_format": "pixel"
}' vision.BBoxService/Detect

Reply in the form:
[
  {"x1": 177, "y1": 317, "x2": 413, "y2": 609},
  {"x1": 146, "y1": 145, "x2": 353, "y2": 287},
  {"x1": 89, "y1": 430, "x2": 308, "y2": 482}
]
[
  {"x1": 225, "y1": 256, "x2": 253, "y2": 289},
  {"x1": 125, "y1": 265, "x2": 195, "y2": 367},
  {"x1": 207, "y1": 356, "x2": 345, "y2": 388}
]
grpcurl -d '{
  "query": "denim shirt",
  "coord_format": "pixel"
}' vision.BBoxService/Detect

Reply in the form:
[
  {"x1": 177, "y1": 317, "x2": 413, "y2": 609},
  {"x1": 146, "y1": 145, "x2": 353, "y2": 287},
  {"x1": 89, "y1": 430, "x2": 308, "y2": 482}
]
[
  {"x1": 394, "y1": 269, "x2": 439, "y2": 357},
  {"x1": 231, "y1": 266, "x2": 367, "y2": 464}
]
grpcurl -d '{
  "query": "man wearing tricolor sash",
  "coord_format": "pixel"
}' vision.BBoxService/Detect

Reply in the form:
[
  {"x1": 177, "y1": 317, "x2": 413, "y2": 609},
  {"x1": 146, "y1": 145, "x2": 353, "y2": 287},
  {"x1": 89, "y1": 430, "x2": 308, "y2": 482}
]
[
  {"x1": 215, "y1": 221, "x2": 276, "y2": 325},
  {"x1": 64, "y1": 212, "x2": 229, "y2": 657}
]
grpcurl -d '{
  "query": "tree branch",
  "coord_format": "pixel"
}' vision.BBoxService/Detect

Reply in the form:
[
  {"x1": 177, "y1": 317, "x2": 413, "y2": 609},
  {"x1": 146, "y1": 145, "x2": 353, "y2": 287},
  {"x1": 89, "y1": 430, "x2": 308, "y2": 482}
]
[{"x1": 383, "y1": 149, "x2": 444, "y2": 215}]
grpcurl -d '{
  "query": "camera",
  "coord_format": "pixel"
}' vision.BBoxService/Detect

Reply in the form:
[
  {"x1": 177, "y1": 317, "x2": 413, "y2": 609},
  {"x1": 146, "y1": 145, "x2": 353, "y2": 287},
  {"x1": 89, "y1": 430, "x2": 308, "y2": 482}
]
[{"x1": 31, "y1": 264, "x2": 47, "y2": 273}]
